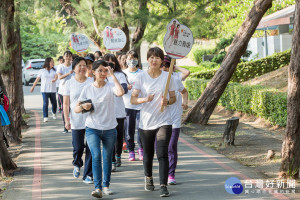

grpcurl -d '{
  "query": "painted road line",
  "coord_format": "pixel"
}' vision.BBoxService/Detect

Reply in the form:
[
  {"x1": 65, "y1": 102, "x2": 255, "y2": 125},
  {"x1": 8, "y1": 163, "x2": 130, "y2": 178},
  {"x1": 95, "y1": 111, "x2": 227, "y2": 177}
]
[{"x1": 32, "y1": 110, "x2": 42, "y2": 200}]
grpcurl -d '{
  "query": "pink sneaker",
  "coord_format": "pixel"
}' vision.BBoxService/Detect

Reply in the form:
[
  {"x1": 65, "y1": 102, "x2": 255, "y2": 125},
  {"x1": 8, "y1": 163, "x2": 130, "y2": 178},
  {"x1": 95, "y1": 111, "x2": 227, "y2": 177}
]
[
  {"x1": 128, "y1": 151, "x2": 135, "y2": 161},
  {"x1": 168, "y1": 175, "x2": 176, "y2": 185},
  {"x1": 138, "y1": 148, "x2": 143, "y2": 160}
]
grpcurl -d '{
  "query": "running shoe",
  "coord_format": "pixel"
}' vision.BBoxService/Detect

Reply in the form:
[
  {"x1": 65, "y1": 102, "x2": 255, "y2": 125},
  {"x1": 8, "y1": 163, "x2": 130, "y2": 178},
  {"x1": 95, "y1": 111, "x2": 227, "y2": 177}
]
[
  {"x1": 103, "y1": 187, "x2": 113, "y2": 195},
  {"x1": 145, "y1": 176, "x2": 155, "y2": 191},
  {"x1": 128, "y1": 151, "x2": 135, "y2": 161},
  {"x1": 52, "y1": 113, "x2": 57, "y2": 120},
  {"x1": 83, "y1": 176, "x2": 93, "y2": 184},
  {"x1": 116, "y1": 156, "x2": 121, "y2": 167},
  {"x1": 91, "y1": 189, "x2": 102, "y2": 198},
  {"x1": 43, "y1": 118, "x2": 48, "y2": 122},
  {"x1": 112, "y1": 162, "x2": 116, "y2": 172},
  {"x1": 63, "y1": 129, "x2": 68, "y2": 134},
  {"x1": 160, "y1": 185, "x2": 169, "y2": 197},
  {"x1": 168, "y1": 175, "x2": 176, "y2": 185},
  {"x1": 138, "y1": 148, "x2": 144, "y2": 161},
  {"x1": 73, "y1": 166, "x2": 80, "y2": 178}
]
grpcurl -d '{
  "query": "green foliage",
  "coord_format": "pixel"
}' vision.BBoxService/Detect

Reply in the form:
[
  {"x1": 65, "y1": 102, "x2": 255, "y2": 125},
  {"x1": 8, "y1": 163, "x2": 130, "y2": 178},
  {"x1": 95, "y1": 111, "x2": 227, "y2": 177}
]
[
  {"x1": 20, "y1": 0, "x2": 72, "y2": 61},
  {"x1": 188, "y1": 49, "x2": 291, "y2": 82},
  {"x1": 192, "y1": 47, "x2": 216, "y2": 64},
  {"x1": 232, "y1": 49, "x2": 291, "y2": 82},
  {"x1": 184, "y1": 79, "x2": 287, "y2": 126},
  {"x1": 211, "y1": 52, "x2": 226, "y2": 64},
  {"x1": 181, "y1": 63, "x2": 219, "y2": 73}
]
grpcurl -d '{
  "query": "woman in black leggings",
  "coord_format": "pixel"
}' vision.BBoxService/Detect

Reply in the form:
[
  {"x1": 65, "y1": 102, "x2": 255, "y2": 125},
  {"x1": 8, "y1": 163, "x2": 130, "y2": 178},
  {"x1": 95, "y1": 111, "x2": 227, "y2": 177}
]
[{"x1": 131, "y1": 47, "x2": 176, "y2": 197}]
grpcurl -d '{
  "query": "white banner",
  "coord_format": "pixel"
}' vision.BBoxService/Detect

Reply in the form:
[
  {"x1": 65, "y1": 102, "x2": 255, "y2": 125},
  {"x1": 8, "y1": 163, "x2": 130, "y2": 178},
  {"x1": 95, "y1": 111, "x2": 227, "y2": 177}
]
[
  {"x1": 103, "y1": 26, "x2": 126, "y2": 51},
  {"x1": 163, "y1": 19, "x2": 194, "y2": 59},
  {"x1": 70, "y1": 33, "x2": 90, "y2": 52}
]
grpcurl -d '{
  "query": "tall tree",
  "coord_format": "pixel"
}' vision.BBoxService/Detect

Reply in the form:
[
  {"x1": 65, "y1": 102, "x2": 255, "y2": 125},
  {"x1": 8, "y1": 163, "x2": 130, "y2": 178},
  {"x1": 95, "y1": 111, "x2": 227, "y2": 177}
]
[
  {"x1": 0, "y1": 0, "x2": 18, "y2": 175},
  {"x1": 0, "y1": 0, "x2": 23, "y2": 142},
  {"x1": 183, "y1": 0, "x2": 273, "y2": 125},
  {"x1": 280, "y1": 0, "x2": 300, "y2": 179},
  {"x1": 59, "y1": 0, "x2": 103, "y2": 50}
]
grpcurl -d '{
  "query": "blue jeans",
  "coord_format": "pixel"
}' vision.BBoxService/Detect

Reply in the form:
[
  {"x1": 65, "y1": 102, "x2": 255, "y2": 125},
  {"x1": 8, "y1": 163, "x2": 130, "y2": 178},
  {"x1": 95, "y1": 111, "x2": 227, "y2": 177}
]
[
  {"x1": 125, "y1": 109, "x2": 143, "y2": 152},
  {"x1": 41, "y1": 92, "x2": 57, "y2": 118},
  {"x1": 72, "y1": 129, "x2": 92, "y2": 180},
  {"x1": 85, "y1": 127, "x2": 117, "y2": 190}
]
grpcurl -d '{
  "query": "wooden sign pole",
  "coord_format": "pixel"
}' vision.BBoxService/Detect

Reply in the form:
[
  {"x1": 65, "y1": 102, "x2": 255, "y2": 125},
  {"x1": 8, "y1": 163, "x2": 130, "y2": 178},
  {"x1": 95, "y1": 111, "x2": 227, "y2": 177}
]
[{"x1": 160, "y1": 58, "x2": 175, "y2": 112}]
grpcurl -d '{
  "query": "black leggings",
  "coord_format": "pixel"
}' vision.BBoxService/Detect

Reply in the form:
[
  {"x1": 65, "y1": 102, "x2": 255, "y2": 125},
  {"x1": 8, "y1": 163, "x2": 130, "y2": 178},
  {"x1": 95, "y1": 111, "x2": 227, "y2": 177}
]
[
  {"x1": 112, "y1": 118, "x2": 125, "y2": 162},
  {"x1": 139, "y1": 125, "x2": 172, "y2": 185}
]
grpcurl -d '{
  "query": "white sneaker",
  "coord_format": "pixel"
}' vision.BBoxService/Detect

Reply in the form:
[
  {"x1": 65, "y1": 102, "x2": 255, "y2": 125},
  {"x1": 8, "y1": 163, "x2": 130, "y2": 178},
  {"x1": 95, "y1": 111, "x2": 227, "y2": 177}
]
[
  {"x1": 103, "y1": 187, "x2": 113, "y2": 195},
  {"x1": 43, "y1": 118, "x2": 48, "y2": 122},
  {"x1": 52, "y1": 113, "x2": 57, "y2": 120}
]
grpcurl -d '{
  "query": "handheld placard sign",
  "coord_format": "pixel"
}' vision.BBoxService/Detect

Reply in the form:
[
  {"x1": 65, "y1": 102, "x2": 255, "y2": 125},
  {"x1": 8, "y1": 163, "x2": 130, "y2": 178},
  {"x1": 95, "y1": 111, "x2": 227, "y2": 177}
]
[
  {"x1": 103, "y1": 26, "x2": 127, "y2": 51},
  {"x1": 161, "y1": 19, "x2": 194, "y2": 112},
  {"x1": 70, "y1": 33, "x2": 90, "y2": 52}
]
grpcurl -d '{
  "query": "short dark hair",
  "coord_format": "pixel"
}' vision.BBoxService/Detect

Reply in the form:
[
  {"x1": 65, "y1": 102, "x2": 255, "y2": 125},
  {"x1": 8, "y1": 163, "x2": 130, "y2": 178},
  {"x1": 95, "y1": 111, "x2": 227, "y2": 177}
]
[
  {"x1": 63, "y1": 51, "x2": 72, "y2": 57},
  {"x1": 147, "y1": 47, "x2": 164, "y2": 61},
  {"x1": 126, "y1": 50, "x2": 139, "y2": 59},
  {"x1": 94, "y1": 51, "x2": 102, "y2": 57},
  {"x1": 58, "y1": 56, "x2": 64, "y2": 61},
  {"x1": 92, "y1": 60, "x2": 108, "y2": 71},
  {"x1": 72, "y1": 57, "x2": 87, "y2": 70}
]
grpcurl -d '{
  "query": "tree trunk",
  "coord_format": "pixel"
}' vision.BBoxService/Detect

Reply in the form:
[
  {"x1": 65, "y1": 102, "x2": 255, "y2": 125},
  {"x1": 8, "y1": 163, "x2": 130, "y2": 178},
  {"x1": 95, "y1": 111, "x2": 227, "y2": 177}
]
[
  {"x1": 0, "y1": 125, "x2": 17, "y2": 176},
  {"x1": 183, "y1": 0, "x2": 273, "y2": 125},
  {"x1": 222, "y1": 117, "x2": 239, "y2": 146},
  {"x1": 131, "y1": 0, "x2": 148, "y2": 60},
  {"x1": 0, "y1": 0, "x2": 22, "y2": 143},
  {"x1": 279, "y1": 0, "x2": 300, "y2": 179},
  {"x1": 59, "y1": 0, "x2": 103, "y2": 50},
  {"x1": 110, "y1": 0, "x2": 130, "y2": 52}
]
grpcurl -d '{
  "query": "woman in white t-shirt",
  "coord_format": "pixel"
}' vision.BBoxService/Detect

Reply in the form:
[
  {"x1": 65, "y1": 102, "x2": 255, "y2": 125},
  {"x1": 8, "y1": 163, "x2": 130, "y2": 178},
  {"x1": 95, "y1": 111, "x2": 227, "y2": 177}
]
[
  {"x1": 131, "y1": 47, "x2": 176, "y2": 197},
  {"x1": 75, "y1": 60, "x2": 124, "y2": 198},
  {"x1": 63, "y1": 57, "x2": 94, "y2": 184},
  {"x1": 57, "y1": 51, "x2": 73, "y2": 134},
  {"x1": 30, "y1": 57, "x2": 58, "y2": 122},
  {"x1": 161, "y1": 55, "x2": 189, "y2": 186},
  {"x1": 123, "y1": 50, "x2": 144, "y2": 162},
  {"x1": 104, "y1": 54, "x2": 128, "y2": 171}
]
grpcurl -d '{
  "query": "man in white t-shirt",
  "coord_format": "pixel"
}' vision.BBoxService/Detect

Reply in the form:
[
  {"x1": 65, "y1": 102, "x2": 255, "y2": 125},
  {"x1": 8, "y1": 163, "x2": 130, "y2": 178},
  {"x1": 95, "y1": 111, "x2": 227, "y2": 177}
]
[{"x1": 56, "y1": 51, "x2": 73, "y2": 133}]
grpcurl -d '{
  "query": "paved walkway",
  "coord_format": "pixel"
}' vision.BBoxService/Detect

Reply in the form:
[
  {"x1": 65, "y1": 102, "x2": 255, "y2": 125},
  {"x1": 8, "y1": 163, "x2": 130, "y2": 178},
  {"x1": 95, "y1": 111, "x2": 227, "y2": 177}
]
[{"x1": 2, "y1": 86, "x2": 292, "y2": 200}]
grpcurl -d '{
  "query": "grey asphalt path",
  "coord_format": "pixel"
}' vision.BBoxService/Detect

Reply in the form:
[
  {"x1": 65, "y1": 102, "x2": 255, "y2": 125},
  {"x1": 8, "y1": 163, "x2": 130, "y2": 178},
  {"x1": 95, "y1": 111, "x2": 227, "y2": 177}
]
[{"x1": 2, "y1": 85, "x2": 291, "y2": 200}]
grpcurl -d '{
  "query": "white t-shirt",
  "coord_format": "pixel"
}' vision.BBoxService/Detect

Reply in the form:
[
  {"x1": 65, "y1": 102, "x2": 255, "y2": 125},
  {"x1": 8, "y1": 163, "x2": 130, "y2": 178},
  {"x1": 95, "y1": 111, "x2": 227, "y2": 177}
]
[
  {"x1": 37, "y1": 68, "x2": 57, "y2": 93},
  {"x1": 63, "y1": 77, "x2": 94, "y2": 130},
  {"x1": 123, "y1": 69, "x2": 144, "y2": 110},
  {"x1": 107, "y1": 72, "x2": 127, "y2": 118},
  {"x1": 133, "y1": 71, "x2": 175, "y2": 130},
  {"x1": 78, "y1": 82, "x2": 118, "y2": 130},
  {"x1": 169, "y1": 72, "x2": 185, "y2": 128},
  {"x1": 57, "y1": 64, "x2": 73, "y2": 94}
]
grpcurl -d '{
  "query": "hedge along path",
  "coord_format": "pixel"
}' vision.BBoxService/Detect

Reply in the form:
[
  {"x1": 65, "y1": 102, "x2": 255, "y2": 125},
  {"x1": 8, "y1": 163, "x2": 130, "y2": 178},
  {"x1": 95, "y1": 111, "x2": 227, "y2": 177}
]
[
  {"x1": 188, "y1": 49, "x2": 291, "y2": 82},
  {"x1": 184, "y1": 79, "x2": 287, "y2": 127}
]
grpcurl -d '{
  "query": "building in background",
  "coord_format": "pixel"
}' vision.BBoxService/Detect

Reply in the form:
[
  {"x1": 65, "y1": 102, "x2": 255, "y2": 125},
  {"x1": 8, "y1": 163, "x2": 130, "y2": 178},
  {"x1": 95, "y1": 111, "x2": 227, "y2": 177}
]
[{"x1": 246, "y1": 5, "x2": 294, "y2": 61}]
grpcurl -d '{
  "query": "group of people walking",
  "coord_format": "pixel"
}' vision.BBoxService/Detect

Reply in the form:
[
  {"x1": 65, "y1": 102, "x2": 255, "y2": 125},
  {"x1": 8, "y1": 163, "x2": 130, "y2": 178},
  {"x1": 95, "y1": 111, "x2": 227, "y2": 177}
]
[{"x1": 30, "y1": 47, "x2": 190, "y2": 198}]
